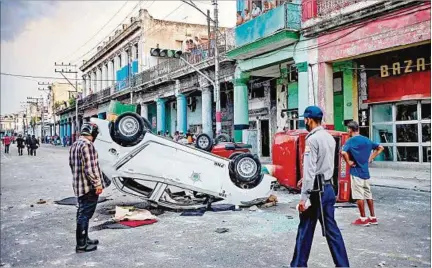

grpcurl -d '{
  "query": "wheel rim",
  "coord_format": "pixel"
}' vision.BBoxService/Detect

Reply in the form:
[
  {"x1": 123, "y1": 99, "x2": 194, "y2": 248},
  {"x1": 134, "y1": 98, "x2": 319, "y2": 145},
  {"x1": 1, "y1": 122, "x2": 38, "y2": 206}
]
[
  {"x1": 236, "y1": 157, "x2": 258, "y2": 179},
  {"x1": 118, "y1": 116, "x2": 139, "y2": 137},
  {"x1": 198, "y1": 136, "x2": 210, "y2": 148}
]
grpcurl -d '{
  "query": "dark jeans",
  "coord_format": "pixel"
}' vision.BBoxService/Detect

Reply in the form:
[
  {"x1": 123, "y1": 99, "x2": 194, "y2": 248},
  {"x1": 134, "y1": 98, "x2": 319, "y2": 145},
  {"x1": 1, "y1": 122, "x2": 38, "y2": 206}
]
[
  {"x1": 77, "y1": 190, "x2": 99, "y2": 228},
  {"x1": 291, "y1": 184, "x2": 349, "y2": 267},
  {"x1": 30, "y1": 148, "x2": 37, "y2": 156},
  {"x1": 4, "y1": 144, "x2": 9, "y2": 153},
  {"x1": 18, "y1": 147, "x2": 23, "y2": 155}
]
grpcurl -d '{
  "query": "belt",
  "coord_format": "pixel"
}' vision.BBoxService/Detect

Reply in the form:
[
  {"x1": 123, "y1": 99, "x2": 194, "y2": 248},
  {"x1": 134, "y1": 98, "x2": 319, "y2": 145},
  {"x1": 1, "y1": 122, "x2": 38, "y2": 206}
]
[{"x1": 324, "y1": 180, "x2": 332, "y2": 185}]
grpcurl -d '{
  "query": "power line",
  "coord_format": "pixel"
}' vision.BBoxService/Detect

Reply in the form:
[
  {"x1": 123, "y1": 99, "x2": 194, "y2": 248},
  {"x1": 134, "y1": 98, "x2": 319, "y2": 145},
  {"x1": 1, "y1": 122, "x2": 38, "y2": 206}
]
[
  {"x1": 0, "y1": 72, "x2": 113, "y2": 82},
  {"x1": 70, "y1": 1, "x2": 143, "y2": 64},
  {"x1": 62, "y1": 1, "x2": 130, "y2": 62}
]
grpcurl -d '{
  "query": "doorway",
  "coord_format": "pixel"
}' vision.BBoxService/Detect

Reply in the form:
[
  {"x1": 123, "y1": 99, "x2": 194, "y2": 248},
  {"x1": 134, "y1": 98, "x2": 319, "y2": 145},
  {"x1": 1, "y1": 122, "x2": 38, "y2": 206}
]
[
  {"x1": 333, "y1": 71, "x2": 344, "y2": 131},
  {"x1": 260, "y1": 119, "x2": 270, "y2": 157}
]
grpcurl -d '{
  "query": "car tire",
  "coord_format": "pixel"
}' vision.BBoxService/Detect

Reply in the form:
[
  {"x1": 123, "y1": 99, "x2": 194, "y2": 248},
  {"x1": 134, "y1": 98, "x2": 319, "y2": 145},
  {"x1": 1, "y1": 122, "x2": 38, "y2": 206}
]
[
  {"x1": 233, "y1": 153, "x2": 261, "y2": 183},
  {"x1": 228, "y1": 152, "x2": 242, "y2": 160},
  {"x1": 195, "y1": 133, "x2": 213, "y2": 151},
  {"x1": 114, "y1": 112, "x2": 145, "y2": 145},
  {"x1": 215, "y1": 133, "x2": 230, "y2": 143}
]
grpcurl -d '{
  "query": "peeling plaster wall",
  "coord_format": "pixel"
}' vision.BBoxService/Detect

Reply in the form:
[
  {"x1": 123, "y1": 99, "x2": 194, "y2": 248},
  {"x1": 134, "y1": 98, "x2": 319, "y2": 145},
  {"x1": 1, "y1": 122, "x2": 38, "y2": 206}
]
[
  {"x1": 318, "y1": 4, "x2": 431, "y2": 63},
  {"x1": 315, "y1": 3, "x2": 431, "y2": 126}
]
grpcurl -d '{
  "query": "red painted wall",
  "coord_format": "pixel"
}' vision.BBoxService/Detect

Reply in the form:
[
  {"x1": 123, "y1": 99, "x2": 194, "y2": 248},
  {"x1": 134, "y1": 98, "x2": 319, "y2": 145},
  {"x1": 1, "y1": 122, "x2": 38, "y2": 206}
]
[
  {"x1": 318, "y1": 4, "x2": 431, "y2": 62},
  {"x1": 366, "y1": 70, "x2": 431, "y2": 103}
]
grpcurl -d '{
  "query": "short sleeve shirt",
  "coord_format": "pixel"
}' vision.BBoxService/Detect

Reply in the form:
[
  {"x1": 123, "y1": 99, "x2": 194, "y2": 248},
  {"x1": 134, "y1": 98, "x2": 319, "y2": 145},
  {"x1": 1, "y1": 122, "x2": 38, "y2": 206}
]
[{"x1": 342, "y1": 135, "x2": 379, "y2": 179}]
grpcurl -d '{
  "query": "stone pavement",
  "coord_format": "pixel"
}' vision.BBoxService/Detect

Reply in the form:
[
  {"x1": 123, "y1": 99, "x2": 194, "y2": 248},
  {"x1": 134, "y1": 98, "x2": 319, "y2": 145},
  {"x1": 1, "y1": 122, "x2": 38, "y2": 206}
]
[{"x1": 370, "y1": 167, "x2": 431, "y2": 192}]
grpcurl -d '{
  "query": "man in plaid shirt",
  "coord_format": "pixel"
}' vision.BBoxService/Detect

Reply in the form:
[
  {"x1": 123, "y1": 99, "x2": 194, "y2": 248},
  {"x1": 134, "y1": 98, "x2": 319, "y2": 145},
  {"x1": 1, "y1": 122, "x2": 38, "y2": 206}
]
[{"x1": 69, "y1": 122, "x2": 106, "y2": 253}]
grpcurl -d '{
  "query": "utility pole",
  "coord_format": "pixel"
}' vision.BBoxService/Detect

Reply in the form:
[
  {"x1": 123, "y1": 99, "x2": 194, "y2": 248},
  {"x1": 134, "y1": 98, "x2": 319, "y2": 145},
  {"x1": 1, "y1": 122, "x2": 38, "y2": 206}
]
[
  {"x1": 128, "y1": 47, "x2": 133, "y2": 104},
  {"x1": 38, "y1": 82, "x2": 54, "y2": 136},
  {"x1": 207, "y1": 9, "x2": 211, "y2": 57},
  {"x1": 27, "y1": 96, "x2": 44, "y2": 138},
  {"x1": 213, "y1": 0, "x2": 221, "y2": 135},
  {"x1": 54, "y1": 62, "x2": 80, "y2": 140}
]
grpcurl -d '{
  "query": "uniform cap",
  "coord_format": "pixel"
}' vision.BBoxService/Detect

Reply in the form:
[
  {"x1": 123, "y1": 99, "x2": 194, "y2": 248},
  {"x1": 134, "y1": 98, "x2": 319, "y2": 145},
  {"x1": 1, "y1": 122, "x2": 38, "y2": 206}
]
[{"x1": 301, "y1": 106, "x2": 323, "y2": 119}]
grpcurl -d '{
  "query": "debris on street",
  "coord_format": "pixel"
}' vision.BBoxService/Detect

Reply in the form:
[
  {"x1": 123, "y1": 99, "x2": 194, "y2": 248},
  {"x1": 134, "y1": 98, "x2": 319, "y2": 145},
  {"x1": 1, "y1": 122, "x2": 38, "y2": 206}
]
[
  {"x1": 215, "y1": 227, "x2": 229, "y2": 233},
  {"x1": 36, "y1": 199, "x2": 46, "y2": 204},
  {"x1": 249, "y1": 205, "x2": 258, "y2": 211}
]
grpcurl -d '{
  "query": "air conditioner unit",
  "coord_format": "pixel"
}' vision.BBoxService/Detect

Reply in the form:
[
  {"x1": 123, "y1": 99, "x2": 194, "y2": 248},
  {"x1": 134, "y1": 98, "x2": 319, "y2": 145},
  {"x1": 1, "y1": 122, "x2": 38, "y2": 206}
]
[{"x1": 288, "y1": 65, "x2": 298, "y2": 82}]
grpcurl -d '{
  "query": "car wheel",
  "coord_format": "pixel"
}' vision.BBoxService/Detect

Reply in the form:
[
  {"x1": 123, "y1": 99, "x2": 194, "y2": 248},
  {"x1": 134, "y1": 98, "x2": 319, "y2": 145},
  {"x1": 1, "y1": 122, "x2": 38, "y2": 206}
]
[
  {"x1": 228, "y1": 152, "x2": 242, "y2": 160},
  {"x1": 233, "y1": 153, "x2": 261, "y2": 183},
  {"x1": 195, "y1": 133, "x2": 213, "y2": 151},
  {"x1": 215, "y1": 133, "x2": 230, "y2": 143},
  {"x1": 114, "y1": 112, "x2": 145, "y2": 145}
]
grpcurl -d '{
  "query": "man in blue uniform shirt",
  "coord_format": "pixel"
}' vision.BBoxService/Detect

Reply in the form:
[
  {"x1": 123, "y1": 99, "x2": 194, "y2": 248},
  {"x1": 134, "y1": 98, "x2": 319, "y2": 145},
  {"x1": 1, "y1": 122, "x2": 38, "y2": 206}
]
[{"x1": 291, "y1": 106, "x2": 349, "y2": 267}]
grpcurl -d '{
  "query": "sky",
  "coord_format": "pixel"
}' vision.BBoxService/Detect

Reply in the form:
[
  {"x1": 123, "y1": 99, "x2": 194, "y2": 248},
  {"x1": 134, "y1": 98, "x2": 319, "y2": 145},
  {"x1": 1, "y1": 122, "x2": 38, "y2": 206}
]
[{"x1": 0, "y1": 0, "x2": 236, "y2": 115}]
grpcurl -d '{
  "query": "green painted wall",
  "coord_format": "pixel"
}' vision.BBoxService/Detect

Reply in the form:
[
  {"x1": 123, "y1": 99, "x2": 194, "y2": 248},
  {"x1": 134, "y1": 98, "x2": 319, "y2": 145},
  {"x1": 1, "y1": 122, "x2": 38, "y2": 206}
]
[
  {"x1": 333, "y1": 61, "x2": 354, "y2": 131},
  {"x1": 287, "y1": 81, "x2": 298, "y2": 109},
  {"x1": 148, "y1": 103, "x2": 157, "y2": 133}
]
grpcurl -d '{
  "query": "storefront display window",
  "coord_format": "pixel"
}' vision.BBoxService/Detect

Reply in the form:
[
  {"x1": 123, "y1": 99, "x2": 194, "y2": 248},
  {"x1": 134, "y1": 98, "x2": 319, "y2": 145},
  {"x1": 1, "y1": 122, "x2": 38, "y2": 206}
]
[
  {"x1": 396, "y1": 102, "x2": 418, "y2": 121},
  {"x1": 421, "y1": 103, "x2": 431, "y2": 119},
  {"x1": 396, "y1": 124, "x2": 418, "y2": 143},
  {"x1": 372, "y1": 124, "x2": 393, "y2": 143},
  {"x1": 396, "y1": 146, "x2": 419, "y2": 162},
  {"x1": 370, "y1": 100, "x2": 431, "y2": 163},
  {"x1": 372, "y1": 104, "x2": 392, "y2": 122},
  {"x1": 422, "y1": 147, "x2": 431, "y2": 162}
]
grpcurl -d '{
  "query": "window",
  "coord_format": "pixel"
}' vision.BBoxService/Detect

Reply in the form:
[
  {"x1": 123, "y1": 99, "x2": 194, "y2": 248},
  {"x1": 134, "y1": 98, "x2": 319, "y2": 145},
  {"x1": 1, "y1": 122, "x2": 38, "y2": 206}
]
[
  {"x1": 372, "y1": 104, "x2": 392, "y2": 122},
  {"x1": 396, "y1": 102, "x2": 418, "y2": 121},
  {"x1": 333, "y1": 72, "x2": 343, "y2": 93},
  {"x1": 370, "y1": 100, "x2": 431, "y2": 163}
]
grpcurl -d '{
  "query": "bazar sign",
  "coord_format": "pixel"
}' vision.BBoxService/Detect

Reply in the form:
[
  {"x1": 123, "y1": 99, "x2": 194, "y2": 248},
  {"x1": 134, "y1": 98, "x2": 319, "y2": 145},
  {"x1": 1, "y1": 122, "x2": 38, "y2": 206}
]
[{"x1": 380, "y1": 57, "x2": 430, "y2": 78}]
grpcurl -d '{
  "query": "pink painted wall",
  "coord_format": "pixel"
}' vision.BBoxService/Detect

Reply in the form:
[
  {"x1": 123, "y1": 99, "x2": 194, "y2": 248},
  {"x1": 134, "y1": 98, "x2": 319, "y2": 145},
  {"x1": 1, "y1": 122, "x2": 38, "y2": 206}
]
[
  {"x1": 316, "y1": 3, "x2": 431, "y2": 125},
  {"x1": 318, "y1": 4, "x2": 431, "y2": 62}
]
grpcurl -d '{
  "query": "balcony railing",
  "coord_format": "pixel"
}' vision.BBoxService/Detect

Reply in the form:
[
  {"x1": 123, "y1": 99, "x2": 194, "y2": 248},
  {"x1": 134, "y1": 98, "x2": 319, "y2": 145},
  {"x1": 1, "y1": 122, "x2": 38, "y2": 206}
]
[
  {"x1": 317, "y1": 0, "x2": 362, "y2": 15},
  {"x1": 234, "y1": 2, "x2": 301, "y2": 47},
  {"x1": 59, "y1": 30, "x2": 234, "y2": 115}
]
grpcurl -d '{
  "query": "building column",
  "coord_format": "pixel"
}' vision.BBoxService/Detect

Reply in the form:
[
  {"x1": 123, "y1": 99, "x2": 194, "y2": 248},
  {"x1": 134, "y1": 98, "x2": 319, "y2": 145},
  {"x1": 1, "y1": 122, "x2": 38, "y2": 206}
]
[
  {"x1": 176, "y1": 94, "x2": 187, "y2": 134},
  {"x1": 296, "y1": 62, "x2": 310, "y2": 129},
  {"x1": 233, "y1": 67, "x2": 250, "y2": 142},
  {"x1": 156, "y1": 98, "x2": 166, "y2": 133},
  {"x1": 91, "y1": 72, "x2": 96, "y2": 93},
  {"x1": 96, "y1": 68, "x2": 102, "y2": 92},
  {"x1": 102, "y1": 64, "x2": 108, "y2": 89},
  {"x1": 318, "y1": 62, "x2": 334, "y2": 128},
  {"x1": 59, "y1": 123, "x2": 63, "y2": 138},
  {"x1": 108, "y1": 61, "x2": 114, "y2": 85},
  {"x1": 201, "y1": 86, "x2": 213, "y2": 137},
  {"x1": 140, "y1": 103, "x2": 148, "y2": 119},
  {"x1": 82, "y1": 76, "x2": 87, "y2": 97}
]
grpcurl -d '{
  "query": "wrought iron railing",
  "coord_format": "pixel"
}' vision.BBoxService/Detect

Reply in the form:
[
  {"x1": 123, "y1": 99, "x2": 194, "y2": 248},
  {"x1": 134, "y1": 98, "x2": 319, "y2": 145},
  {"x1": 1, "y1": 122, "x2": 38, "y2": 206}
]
[{"x1": 317, "y1": 0, "x2": 362, "y2": 16}]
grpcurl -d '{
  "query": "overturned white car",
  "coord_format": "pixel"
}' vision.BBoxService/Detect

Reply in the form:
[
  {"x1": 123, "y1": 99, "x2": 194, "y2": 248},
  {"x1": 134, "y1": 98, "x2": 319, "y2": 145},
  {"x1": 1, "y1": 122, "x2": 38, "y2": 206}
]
[{"x1": 91, "y1": 113, "x2": 276, "y2": 210}]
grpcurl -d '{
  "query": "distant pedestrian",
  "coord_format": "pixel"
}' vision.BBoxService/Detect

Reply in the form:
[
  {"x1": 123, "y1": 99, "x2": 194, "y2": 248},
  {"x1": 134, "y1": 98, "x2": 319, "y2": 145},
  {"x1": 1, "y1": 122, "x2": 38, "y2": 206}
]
[
  {"x1": 63, "y1": 136, "x2": 67, "y2": 147},
  {"x1": 341, "y1": 121, "x2": 384, "y2": 226},
  {"x1": 173, "y1": 131, "x2": 180, "y2": 142},
  {"x1": 69, "y1": 123, "x2": 106, "y2": 253},
  {"x1": 30, "y1": 135, "x2": 39, "y2": 156},
  {"x1": 25, "y1": 134, "x2": 31, "y2": 155},
  {"x1": 16, "y1": 134, "x2": 25, "y2": 156},
  {"x1": 3, "y1": 134, "x2": 11, "y2": 154}
]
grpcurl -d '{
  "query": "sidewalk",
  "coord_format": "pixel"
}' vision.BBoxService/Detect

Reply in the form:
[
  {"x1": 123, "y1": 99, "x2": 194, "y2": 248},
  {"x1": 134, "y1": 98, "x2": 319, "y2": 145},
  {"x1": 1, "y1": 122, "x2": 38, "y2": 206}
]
[{"x1": 370, "y1": 167, "x2": 431, "y2": 192}]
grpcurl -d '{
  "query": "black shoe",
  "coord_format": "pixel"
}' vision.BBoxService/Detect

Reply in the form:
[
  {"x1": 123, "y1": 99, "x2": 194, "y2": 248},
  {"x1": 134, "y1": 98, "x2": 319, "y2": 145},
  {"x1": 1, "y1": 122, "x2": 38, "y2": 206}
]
[
  {"x1": 76, "y1": 223, "x2": 97, "y2": 253},
  {"x1": 87, "y1": 237, "x2": 99, "y2": 245}
]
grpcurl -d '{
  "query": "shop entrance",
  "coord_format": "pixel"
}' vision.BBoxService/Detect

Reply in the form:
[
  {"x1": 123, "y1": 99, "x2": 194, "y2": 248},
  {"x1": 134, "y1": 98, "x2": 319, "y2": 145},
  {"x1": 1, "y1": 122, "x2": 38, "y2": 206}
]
[
  {"x1": 260, "y1": 119, "x2": 270, "y2": 157},
  {"x1": 333, "y1": 71, "x2": 344, "y2": 131}
]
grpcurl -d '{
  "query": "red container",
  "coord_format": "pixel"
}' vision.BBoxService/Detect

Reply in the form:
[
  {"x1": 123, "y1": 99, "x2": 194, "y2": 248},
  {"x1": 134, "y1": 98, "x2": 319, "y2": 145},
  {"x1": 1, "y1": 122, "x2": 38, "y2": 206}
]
[{"x1": 272, "y1": 129, "x2": 351, "y2": 202}]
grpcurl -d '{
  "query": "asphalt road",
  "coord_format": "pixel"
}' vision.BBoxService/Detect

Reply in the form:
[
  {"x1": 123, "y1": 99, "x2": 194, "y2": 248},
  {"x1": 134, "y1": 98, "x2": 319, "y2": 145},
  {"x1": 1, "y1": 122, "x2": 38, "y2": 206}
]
[{"x1": 1, "y1": 145, "x2": 430, "y2": 268}]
